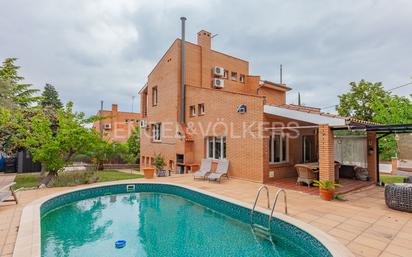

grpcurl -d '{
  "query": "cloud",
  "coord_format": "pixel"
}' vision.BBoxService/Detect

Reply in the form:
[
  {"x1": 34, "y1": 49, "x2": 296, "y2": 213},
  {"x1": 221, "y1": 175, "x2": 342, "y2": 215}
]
[{"x1": 0, "y1": 0, "x2": 411, "y2": 116}]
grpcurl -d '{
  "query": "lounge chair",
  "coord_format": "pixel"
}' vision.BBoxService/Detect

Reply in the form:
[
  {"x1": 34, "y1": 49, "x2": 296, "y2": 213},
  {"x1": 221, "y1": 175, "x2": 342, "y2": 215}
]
[
  {"x1": 0, "y1": 176, "x2": 18, "y2": 205},
  {"x1": 295, "y1": 164, "x2": 318, "y2": 188},
  {"x1": 193, "y1": 159, "x2": 212, "y2": 180},
  {"x1": 208, "y1": 159, "x2": 229, "y2": 183}
]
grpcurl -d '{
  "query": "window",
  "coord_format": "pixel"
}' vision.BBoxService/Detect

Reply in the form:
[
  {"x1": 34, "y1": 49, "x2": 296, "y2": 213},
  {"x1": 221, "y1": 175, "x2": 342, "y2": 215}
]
[
  {"x1": 152, "y1": 123, "x2": 161, "y2": 142},
  {"x1": 152, "y1": 87, "x2": 158, "y2": 106},
  {"x1": 231, "y1": 72, "x2": 237, "y2": 81},
  {"x1": 190, "y1": 105, "x2": 196, "y2": 117},
  {"x1": 206, "y1": 137, "x2": 226, "y2": 159},
  {"x1": 269, "y1": 134, "x2": 288, "y2": 163},
  {"x1": 239, "y1": 74, "x2": 245, "y2": 83},
  {"x1": 198, "y1": 103, "x2": 205, "y2": 115},
  {"x1": 223, "y1": 70, "x2": 229, "y2": 79},
  {"x1": 125, "y1": 119, "x2": 129, "y2": 123}
]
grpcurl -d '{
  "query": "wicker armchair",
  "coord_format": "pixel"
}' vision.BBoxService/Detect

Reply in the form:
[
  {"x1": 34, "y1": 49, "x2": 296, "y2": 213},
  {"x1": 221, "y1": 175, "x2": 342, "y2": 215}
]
[
  {"x1": 295, "y1": 164, "x2": 318, "y2": 188},
  {"x1": 385, "y1": 183, "x2": 412, "y2": 212}
]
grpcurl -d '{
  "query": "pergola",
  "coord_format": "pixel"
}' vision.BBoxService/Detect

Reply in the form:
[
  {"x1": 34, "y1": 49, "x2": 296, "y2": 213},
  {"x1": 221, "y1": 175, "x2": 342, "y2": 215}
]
[{"x1": 362, "y1": 124, "x2": 412, "y2": 184}]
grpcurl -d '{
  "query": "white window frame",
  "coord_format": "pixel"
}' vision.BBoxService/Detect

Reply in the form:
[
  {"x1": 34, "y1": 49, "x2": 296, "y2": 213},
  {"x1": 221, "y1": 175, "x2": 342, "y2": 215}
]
[
  {"x1": 231, "y1": 71, "x2": 237, "y2": 81},
  {"x1": 239, "y1": 74, "x2": 245, "y2": 83},
  {"x1": 152, "y1": 123, "x2": 161, "y2": 142},
  {"x1": 223, "y1": 70, "x2": 228, "y2": 79},
  {"x1": 206, "y1": 136, "x2": 226, "y2": 160},
  {"x1": 190, "y1": 105, "x2": 196, "y2": 117},
  {"x1": 269, "y1": 133, "x2": 289, "y2": 164},
  {"x1": 198, "y1": 103, "x2": 205, "y2": 115},
  {"x1": 152, "y1": 87, "x2": 158, "y2": 106}
]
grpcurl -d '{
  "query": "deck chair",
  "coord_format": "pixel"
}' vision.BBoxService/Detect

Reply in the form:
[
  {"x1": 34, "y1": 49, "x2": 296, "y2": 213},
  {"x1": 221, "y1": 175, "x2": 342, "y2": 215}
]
[
  {"x1": 208, "y1": 159, "x2": 229, "y2": 183},
  {"x1": 193, "y1": 159, "x2": 212, "y2": 180},
  {"x1": 0, "y1": 177, "x2": 18, "y2": 205},
  {"x1": 295, "y1": 164, "x2": 317, "y2": 188}
]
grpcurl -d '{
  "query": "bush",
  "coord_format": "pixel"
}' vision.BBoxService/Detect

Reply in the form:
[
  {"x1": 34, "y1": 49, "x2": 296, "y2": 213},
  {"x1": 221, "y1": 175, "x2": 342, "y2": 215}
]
[
  {"x1": 380, "y1": 175, "x2": 405, "y2": 186},
  {"x1": 48, "y1": 170, "x2": 98, "y2": 187}
]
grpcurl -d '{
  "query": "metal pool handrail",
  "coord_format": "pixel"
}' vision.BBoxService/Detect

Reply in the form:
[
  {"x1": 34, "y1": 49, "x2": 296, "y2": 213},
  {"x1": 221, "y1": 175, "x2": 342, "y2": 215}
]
[
  {"x1": 250, "y1": 185, "x2": 270, "y2": 224},
  {"x1": 268, "y1": 189, "x2": 288, "y2": 228}
]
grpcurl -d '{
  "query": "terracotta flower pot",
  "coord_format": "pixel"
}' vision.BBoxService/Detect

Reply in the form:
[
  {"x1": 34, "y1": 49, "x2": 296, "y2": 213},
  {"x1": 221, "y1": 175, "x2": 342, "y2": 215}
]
[
  {"x1": 143, "y1": 167, "x2": 155, "y2": 179},
  {"x1": 319, "y1": 188, "x2": 334, "y2": 201}
]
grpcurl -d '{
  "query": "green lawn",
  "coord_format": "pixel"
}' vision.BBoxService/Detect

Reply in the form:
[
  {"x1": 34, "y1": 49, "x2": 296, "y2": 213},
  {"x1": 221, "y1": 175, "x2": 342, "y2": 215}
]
[
  {"x1": 13, "y1": 170, "x2": 143, "y2": 190},
  {"x1": 380, "y1": 175, "x2": 405, "y2": 185},
  {"x1": 96, "y1": 170, "x2": 144, "y2": 182}
]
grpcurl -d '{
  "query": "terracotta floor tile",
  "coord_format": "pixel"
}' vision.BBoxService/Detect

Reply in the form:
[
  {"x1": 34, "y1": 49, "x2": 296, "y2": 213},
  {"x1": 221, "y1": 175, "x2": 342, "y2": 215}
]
[{"x1": 385, "y1": 243, "x2": 412, "y2": 257}]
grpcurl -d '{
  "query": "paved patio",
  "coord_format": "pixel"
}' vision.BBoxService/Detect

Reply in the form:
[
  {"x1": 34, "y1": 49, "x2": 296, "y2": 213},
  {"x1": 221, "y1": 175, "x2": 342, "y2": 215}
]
[{"x1": 1, "y1": 173, "x2": 411, "y2": 257}]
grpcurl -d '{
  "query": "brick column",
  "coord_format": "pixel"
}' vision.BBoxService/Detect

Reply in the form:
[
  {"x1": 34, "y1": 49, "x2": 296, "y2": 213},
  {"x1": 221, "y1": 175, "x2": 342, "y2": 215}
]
[
  {"x1": 367, "y1": 131, "x2": 378, "y2": 183},
  {"x1": 319, "y1": 124, "x2": 335, "y2": 181}
]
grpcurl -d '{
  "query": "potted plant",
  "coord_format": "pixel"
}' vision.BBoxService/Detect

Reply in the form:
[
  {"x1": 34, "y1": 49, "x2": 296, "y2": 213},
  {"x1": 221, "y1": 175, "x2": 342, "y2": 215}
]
[
  {"x1": 153, "y1": 154, "x2": 166, "y2": 177},
  {"x1": 313, "y1": 180, "x2": 341, "y2": 201}
]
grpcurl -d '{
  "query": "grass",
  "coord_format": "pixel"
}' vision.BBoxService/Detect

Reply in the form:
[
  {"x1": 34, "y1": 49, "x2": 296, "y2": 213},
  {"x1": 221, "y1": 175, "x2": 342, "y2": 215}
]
[
  {"x1": 13, "y1": 174, "x2": 41, "y2": 190},
  {"x1": 380, "y1": 175, "x2": 405, "y2": 185},
  {"x1": 13, "y1": 169, "x2": 143, "y2": 189}
]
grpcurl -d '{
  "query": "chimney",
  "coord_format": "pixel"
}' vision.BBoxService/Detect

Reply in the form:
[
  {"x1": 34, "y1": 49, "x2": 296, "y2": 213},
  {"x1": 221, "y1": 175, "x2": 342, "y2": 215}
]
[
  {"x1": 112, "y1": 104, "x2": 118, "y2": 113},
  {"x1": 197, "y1": 30, "x2": 212, "y2": 49}
]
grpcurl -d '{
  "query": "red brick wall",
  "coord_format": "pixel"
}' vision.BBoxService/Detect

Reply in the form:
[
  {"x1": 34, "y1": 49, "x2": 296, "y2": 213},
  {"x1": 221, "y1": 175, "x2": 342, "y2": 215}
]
[{"x1": 319, "y1": 124, "x2": 335, "y2": 181}]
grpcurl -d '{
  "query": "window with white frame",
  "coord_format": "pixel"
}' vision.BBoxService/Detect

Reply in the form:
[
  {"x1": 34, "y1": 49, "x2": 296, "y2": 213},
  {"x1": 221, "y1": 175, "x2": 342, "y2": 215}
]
[
  {"x1": 269, "y1": 134, "x2": 288, "y2": 163},
  {"x1": 223, "y1": 70, "x2": 228, "y2": 79},
  {"x1": 198, "y1": 103, "x2": 205, "y2": 115},
  {"x1": 190, "y1": 105, "x2": 196, "y2": 117},
  {"x1": 152, "y1": 87, "x2": 158, "y2": 106},
  {"x1": 152, "y1": 123, "x2": 161, "y2": 142},
  {"x1": 239, "y1": 74, "x2": 245, "y2": 83},
  {"x1": 206, "y1": 136, "x2": 226, "y2": 159},
  {"x1": 231, "y1": 71, "x2": 237, "y2": 81}
]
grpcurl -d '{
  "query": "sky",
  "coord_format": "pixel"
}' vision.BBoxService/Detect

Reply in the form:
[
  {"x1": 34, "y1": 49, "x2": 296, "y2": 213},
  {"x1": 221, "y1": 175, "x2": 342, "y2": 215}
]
[{"x1": 1, "y1": 0, "x2": 411, "y2": 117}]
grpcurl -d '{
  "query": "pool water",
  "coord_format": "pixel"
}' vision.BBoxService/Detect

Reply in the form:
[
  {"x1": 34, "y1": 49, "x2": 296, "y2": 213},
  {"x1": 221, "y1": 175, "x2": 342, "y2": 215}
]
[{"x1": 42, "y1": 193, "x2": 312, "y2": 257}]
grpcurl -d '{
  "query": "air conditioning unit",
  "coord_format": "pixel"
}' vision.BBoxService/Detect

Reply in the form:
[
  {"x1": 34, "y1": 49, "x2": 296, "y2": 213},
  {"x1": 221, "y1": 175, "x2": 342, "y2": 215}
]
[
  {"x1": 213, "y1": 66, "x2": 224, "y2": 77},
  {"x1": 213, "y1": 78, "x2": 224, "y2": 89},
  {"x1": 140, "y1": 120, "x2": 147, "y2": 128},
  {"x1": 103, "y1": 124, "x2": 112, "y2": 130}
]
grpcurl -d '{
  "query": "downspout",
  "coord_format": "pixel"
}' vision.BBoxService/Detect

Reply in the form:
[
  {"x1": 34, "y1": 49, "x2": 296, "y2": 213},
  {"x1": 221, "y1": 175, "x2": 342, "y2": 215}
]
[{"x1": 180, "y1": 17, "x2": 186, "y2": 124}]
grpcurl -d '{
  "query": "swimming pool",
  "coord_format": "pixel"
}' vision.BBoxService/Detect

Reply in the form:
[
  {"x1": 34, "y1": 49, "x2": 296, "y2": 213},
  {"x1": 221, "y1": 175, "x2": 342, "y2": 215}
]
[{"x1": 38, "y1": 183, "x2": 333, "y2": 257}]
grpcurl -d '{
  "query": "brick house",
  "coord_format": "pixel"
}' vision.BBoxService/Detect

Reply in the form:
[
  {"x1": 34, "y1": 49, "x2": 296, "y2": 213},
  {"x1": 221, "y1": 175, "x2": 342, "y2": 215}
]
[
  {"x1": 93, "y1": 104, "x2": 141, "y2": 143},
  {"x1": 139, "y1": 29, "x2": 378, "y2": 184}
]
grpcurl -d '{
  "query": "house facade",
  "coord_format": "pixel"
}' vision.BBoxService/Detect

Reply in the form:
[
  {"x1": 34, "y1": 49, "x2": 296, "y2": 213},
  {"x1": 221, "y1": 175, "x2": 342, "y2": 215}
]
[
  {"x1": 93, "y1": 104, "x2": 141, "y2": 143},
  {"x1": 139, "y1": 30, "x2": 378, "y2": 184}
]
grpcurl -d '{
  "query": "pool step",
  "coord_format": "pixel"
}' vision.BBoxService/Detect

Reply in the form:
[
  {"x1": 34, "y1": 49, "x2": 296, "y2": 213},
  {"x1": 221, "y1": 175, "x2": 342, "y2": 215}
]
[{"x1": 251, "y1": 224, "x2": 271, "y2": 239}]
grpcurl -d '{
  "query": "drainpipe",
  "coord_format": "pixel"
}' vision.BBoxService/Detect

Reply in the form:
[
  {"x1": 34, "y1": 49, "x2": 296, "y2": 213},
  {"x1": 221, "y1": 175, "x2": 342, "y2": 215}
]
[{"x1": 180, "y1": 17, "x2": 186, "y2": 124}]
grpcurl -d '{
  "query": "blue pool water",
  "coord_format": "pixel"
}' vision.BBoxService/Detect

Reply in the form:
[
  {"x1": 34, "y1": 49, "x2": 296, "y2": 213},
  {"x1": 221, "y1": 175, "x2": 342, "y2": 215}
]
[{"x1": 41, "y1": 192, "x2": 314, "y2": 257}]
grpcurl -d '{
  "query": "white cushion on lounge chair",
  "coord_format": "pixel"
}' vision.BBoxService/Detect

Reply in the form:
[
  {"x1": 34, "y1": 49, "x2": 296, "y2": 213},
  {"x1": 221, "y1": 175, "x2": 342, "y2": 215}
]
[
  {"x1": 208, "y1": 159, "x2": 229, "y2": 182},
  {"x1": 193, "y1": 159, "x2": 212, "y2": 179}
]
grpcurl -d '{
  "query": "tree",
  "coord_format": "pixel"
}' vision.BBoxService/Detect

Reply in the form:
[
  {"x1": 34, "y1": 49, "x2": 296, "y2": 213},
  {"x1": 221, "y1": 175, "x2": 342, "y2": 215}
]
[
  {"x1": 371, "y1": 94, "x2": 412, "y2": 160},
  {"x1": 337, "y1": 79, "x2": 412, "y2": 160},
  {"x1": 41, "y1": 83, "x2": 63, "y2": 109},
  {"x1": 0, "y1": 58, "x2": 40, "y2": 107},
  {"x1": 21, "y1": 102, "x2": 96, "y2": 184},
  {"x1": 127, "y1": 127, "x2": 140, "y2": 162},
  {"x1": 0, "y1": 79, "x2": 15, "y2": 109},
  {"x1": 336, "y1": 80, "x2": 388, "y2": 121}
]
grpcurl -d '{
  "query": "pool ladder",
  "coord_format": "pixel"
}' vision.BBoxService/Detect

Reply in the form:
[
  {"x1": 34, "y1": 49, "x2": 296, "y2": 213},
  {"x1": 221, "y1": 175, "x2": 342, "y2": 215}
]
[{"x1": 250, "y1": 186, "x2": 287, "y2": 239}]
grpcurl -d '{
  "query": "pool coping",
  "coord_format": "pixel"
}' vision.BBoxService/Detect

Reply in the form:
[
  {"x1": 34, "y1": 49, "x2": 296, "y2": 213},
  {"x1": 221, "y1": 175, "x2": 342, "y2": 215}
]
[{"x1": 12, "y1": 180, "x2": 354, "y2": 257}]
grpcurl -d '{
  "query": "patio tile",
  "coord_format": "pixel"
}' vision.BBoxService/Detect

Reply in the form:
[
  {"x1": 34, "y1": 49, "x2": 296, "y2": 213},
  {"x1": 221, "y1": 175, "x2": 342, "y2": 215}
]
[
  {"x1": 348, "y1": 241, "x2": 382, "y2": 257},
  {"x1": 379, "y1": 251, "x2": 402, "y2": 257},
  {"x1": 353, "y1": 235, "x2": 389, "y2": 251},
  {"x1": 328, "y1": 228, "x2": 359, "y2": 241},
  {"x1": 385, "y1": 243, "x2": 412, "y2": 257}
]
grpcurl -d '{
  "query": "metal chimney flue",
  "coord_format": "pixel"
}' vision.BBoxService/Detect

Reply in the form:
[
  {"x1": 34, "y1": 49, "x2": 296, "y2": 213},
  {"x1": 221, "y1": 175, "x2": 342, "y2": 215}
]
[{"x1": 180, "y1": 17, "x2": 186, "y2": 124}]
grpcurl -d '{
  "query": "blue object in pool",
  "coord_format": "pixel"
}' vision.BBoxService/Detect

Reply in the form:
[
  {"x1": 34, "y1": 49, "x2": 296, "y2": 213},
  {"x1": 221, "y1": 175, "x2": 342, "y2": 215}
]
[{"x1": 115, "y1": 240, "x2": 126, "y2": 248}]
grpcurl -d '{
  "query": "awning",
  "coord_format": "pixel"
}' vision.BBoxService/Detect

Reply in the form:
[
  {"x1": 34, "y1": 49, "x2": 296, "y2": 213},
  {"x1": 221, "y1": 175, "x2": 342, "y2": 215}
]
[{"x1": 264, "y1": 105, "x2": 347, "y2": 126}]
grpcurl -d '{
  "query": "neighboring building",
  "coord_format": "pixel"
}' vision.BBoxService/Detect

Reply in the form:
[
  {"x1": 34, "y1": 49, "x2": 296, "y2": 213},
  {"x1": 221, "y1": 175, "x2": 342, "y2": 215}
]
[
  {"x1": 93, "y1": 104, "x2": 141, "y2": 143},
  {"x1": 139, "y1": 29, "x2": 378, "y2": 183}
]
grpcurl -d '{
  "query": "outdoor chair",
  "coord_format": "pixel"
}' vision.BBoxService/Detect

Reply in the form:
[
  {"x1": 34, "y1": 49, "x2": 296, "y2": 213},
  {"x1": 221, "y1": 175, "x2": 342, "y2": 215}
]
[
  {"x1": 193, "y1": 159, "x2": 212, "y2": 180},
  {"x1": 295, "y1": 164, "x2": 318, "y2": 188},
  {"x1": 385, "y1": 183, "x2": 412, "y2": 212},
  {"x1": 0, "y1": 177, "x2": 18, "y2": 205},
  {"x1": 208, "y1": 159, "x2": 229, "y2": 183}
]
